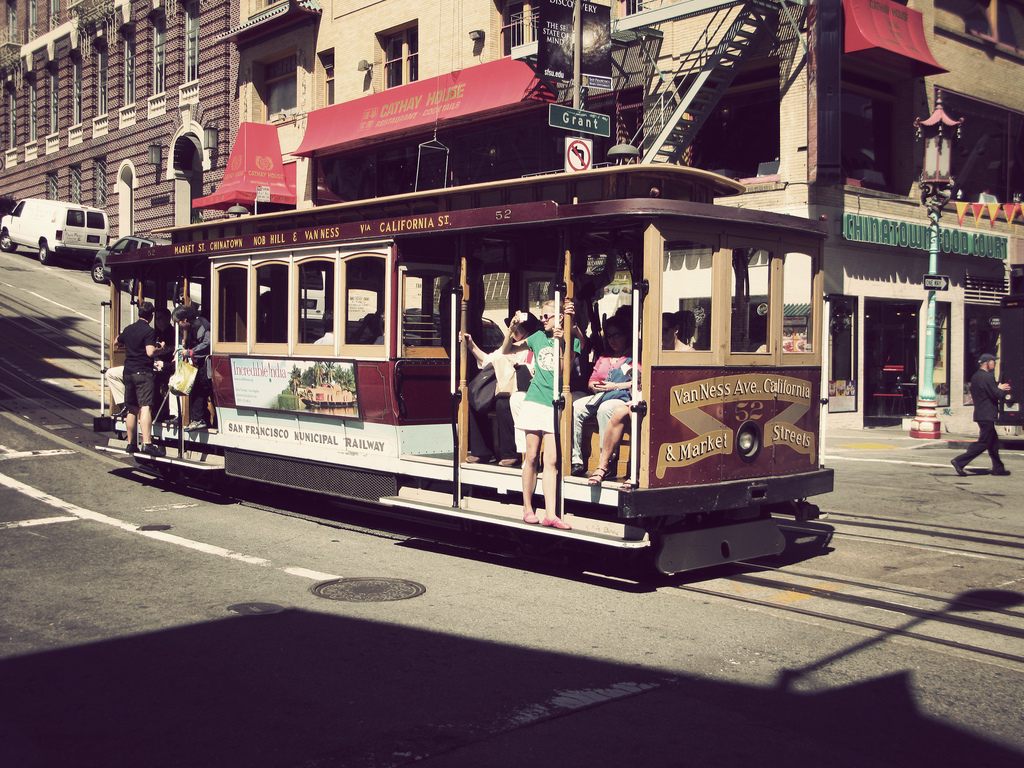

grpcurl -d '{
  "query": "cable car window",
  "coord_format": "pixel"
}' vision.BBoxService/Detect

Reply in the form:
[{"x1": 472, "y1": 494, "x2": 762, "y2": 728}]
[
  {"x1": 782, "y1": 252, "x2": 813, "y2": 354},
  {"x1": 256, "y1": 263, "x2": 289, "y2": 345},
  {"x1": 217, "y1": 265, "x2": 248, "y2": 344},
  {"x1": 731, "y1": 247, "x2": 772, "y2": 353},
  {"x1": 663, "y1": 242, "x2": 713, "y2": 351},
  {"x1": 344, "y1": 256, "x2": 385, "y2": 345},
  {"x1": 297, "y1": 260, "x2": 334, "y2": 344},
  {"x1": 401, "y1": 269, "x2": 450, "y2": 353}
]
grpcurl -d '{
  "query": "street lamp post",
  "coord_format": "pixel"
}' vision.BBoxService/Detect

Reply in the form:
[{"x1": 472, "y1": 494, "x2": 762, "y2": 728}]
[{"x1": 910, "y1": 93, "x2": 962, "y2": 439}]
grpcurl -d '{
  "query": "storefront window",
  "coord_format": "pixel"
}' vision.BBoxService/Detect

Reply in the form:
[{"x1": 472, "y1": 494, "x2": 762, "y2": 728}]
[
  {"x1": 828, "y1": 295, "x2": 857, "y2": 413},
  {"x1": 963, "y1": 304, "x2": 1001, "y2": 404},
  {"x1": 316, "y1": 112, "x2": 563, "y2": 202},
  {"x1": 865, "y1": 299, "x2": 919, "y2": 421},
  {"x1": 731, "y1": 248, "x2": 771, "y2": 353},
  {"x1": 933, "y1": 302, "x2": 951, "y2": 407},
  {"x1": 663, "y1": 242, "x2": 713, "y2": 351}
]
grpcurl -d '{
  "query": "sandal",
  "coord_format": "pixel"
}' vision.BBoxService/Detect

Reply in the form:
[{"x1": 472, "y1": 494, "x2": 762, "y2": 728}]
[{"x1": 588, "y1": 466, "x2": 608, "y2": 485}]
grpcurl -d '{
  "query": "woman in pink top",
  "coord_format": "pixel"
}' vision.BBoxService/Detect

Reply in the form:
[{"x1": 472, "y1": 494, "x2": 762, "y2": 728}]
[{"x1": 570, "y1": 316, "x2": 634, "y2": 476}]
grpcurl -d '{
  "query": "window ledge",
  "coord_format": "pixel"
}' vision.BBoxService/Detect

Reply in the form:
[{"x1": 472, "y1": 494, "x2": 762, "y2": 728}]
[{"x1": 934, "y1": 23, "x2": 1024, "y2": 62}]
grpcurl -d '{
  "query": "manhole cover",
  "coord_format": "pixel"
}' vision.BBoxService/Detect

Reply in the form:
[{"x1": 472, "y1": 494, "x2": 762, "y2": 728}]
[
  {"x1": 227, "y1": 602, "x2": 286, "y2": 615},
  {"x1": 311, "y1": 577, "x2": 426, "y2": 602}
]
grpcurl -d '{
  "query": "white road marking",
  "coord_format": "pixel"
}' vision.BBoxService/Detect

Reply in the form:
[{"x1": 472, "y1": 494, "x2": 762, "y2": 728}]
[
  {"x1": 0, "y1": 471, "x2": 342, "y2": 581},
  {"x1": 0, "y1": 444, "x2": 76, "y2": 460},
  {"x1": 1, "y1": 515, "x2": 80, "y2": 530},
  {"x1": 0, "y1": 282, "x2": 98, "y2": 323},
  {"x1": 824, "y1": 454, "x2": 969, "y2": 468}
]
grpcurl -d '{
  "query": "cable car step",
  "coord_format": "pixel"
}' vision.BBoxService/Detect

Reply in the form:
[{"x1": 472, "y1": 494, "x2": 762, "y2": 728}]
[
  {"x1": 96, "y1": 441, "x2": 224, "y2": 470},
  {"x1": 377, "y1": 495, "x2": 650, "y2": 549}
]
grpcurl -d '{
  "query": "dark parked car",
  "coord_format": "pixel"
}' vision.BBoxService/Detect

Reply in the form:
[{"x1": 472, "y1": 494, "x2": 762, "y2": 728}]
[{"x1": 91, "y1": 235, "x2": 170, "y2": 283}]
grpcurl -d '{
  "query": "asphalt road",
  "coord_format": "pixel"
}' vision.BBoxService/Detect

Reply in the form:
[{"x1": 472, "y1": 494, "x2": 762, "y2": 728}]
[{"x1": 1, "y1": 252, "x2": 1023, "y2": 768}]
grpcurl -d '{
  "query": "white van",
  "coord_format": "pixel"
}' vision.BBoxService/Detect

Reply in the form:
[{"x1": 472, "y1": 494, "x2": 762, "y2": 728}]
[{"x1": 0, "y1": 198, "x2": 110, "y2": 266}]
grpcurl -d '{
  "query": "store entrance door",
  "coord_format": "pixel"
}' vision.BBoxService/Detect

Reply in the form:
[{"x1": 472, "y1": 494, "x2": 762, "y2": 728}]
[{"x1": 864, "y1": 299, "x2": 920, "y2": 425}]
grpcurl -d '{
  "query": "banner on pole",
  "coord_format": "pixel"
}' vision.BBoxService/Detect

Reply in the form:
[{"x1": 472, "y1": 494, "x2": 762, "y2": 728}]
[{"x1": 537, "y1": 0, "x2": 612, "y2": 82}]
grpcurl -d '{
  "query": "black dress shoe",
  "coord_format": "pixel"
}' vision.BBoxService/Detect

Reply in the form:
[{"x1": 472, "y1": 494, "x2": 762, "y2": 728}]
[
  {"x1": 991, "y1": 468, "x2": 1011, "y2": 476},
  {"x1": 950, "y1": 459, "x2": 967, "y2": 477}
]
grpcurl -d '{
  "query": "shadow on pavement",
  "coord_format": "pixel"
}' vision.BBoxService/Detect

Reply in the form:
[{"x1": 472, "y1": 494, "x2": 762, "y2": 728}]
[{"x1": 1, "y1": 605, "x2": 1020, "y2": 768}]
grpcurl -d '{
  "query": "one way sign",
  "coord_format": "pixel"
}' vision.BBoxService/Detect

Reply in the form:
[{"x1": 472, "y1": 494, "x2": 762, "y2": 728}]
[{"x1": 923, "y1": 274, "x2": 950, "y2": 291}]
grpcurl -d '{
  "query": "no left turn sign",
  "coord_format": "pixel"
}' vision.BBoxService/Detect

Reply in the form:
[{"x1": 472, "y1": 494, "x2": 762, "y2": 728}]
[{"x1": 565, "y1": 138, "x2": 593, "y2": 173}]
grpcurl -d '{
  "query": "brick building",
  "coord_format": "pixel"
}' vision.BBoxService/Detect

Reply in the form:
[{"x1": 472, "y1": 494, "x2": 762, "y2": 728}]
[
  {"x1": 3, "y1": 0, "x2": 1022, "y2": 431},
  {"x1": 0, "y1": 0, "x2": 235, "y2": 235}
]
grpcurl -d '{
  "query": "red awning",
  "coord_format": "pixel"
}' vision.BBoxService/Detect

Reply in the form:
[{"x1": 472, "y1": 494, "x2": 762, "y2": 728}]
[
  {"x1": 193, "y1": 123, "x2": 297, "y2": 210},
  {"x1": 291, "y1": 59, "x2": 554, "y2": 158},
  {"x1": 843, "y1": 0, "x2": 947, "y2": 76}
]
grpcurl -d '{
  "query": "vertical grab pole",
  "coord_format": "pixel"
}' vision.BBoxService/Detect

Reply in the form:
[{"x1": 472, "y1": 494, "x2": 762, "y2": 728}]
[
  {"x1": 450, "y1": 287, "x2": 460, "y2": 506},
  {"x1": 100, "y1": 301, "x2": 110, "y2": 415},
  {"x1": 453, "y1": 254, "x2": 469, "y2": 507},
  {"x1": 820, "y1": 294, "x2": 831, "y2": 469},
  {"x1": 556, "y1": 248, "x2": 575, "y2": 520},
  {"x1": 630, "y1": 286, "x2": 641, "y2": 486}
]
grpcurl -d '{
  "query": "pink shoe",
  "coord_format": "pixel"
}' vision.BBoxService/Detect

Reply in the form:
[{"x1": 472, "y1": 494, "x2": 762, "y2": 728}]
[
  {"x1": 523, "y1": 512, "x2": 540, "y2": 524},
  {"x1": 541, "y1": 517, "x2": 571, "y2": 530}
]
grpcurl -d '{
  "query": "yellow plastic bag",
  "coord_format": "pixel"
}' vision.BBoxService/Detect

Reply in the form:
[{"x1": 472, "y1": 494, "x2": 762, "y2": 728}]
[{"x1": 168, "y1": 359, "x2": 197, "y2": 396}]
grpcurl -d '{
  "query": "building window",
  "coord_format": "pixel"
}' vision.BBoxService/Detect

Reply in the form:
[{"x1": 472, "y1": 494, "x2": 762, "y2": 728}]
[
  {"x1": 937, "y1": 0, "x2": 1024, "y2": 49},
  {"x1": 6, "y1": 0, "x2": 16, "y2": 33},
  {"x1": 95, "y1": 157, "x2": 107, "y2": 208},
  {"x1": 124, "y1": 35, "x2": 136, "y2": 104},
  {"x1": 841, "y1": 81, "x2": 894, "y2": 190},
  {"x1": 153, "y1": 15, "x2": 166, "y2": 95},
  {"x1": 28, "y1": 79, "x2": 36, "y2": 142},
  {"x1": 46, "y1": 171, "x2": 58, "y2": 200},
  {"x1": 73, "y1": 58, "x2": 82, "y2": 125},
  {"x1": 319, "y1": 50, "x2": 335, "y2": 107},
  {"x1": 96, "y1": 48, "x2": 108, "y2": 115},
  {"x1": 49, "y1": 65, "x2": 58, "y2": 133},
  {"x1": 29, "y1": 0, "x2": 36, "y2": 31},
  {"x1": 383, "y1": 26, "x2": 418, "y2": 89},
  {"x1": 502, "y1": 2, "x2": 535, "y2": 55},
  {"x1": 7, "y1": 89, "x2": 15, "y2": 149},
  {"x1": 71, "y1": 165, "x2": 82, "y2": 204},
  {"x1": 941, "y1": 89, "x2": 1024, "y2": 204},
  {"x1": 186, "y1": 1, "x2": 200, "y2": 83},
  {"x1": 265, "y1": 54, "x2": 297, "y2": 121},
  {"x1": 48, "y1": 0, "x2": 57, "y2": 29},
  {"x1": 689, "y1": 65, "x2": 780, "y2": 180}
]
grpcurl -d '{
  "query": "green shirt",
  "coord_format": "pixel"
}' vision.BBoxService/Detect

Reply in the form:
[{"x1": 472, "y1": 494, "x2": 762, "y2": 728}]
[{"x1": 524, "y1": 330, "x2": 581, "y2": 406}]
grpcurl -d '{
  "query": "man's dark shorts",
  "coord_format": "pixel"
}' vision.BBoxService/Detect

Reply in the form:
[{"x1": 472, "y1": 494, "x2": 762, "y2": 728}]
[{"x1": 125, "y1": 371, "x2": 156, "y2": 413}]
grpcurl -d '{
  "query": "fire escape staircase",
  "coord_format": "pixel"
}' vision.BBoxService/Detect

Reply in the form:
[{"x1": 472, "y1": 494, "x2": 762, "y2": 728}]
[{"x1": 636, "y1": 0, "x2": 781, "y2": 165}]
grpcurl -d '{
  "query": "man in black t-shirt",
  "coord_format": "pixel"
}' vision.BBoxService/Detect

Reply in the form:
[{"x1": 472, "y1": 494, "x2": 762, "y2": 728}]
[
  {"x1": 952, "y1": 353, "x2": 1012, "y2": 476},
  {"x1": 116, "y1": 301, "x2": 167, "y2": 457}
]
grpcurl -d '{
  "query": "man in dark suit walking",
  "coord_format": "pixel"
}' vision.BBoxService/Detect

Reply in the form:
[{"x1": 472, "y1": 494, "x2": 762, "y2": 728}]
[{"x1": 952, "y1": 353, "x2": 1011, "y2": 476}]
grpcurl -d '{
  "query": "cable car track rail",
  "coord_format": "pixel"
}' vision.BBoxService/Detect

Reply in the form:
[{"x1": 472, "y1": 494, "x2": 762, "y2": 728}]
[{"x1": 675, "y1": 571, "x2": 1024, "y2": 667}]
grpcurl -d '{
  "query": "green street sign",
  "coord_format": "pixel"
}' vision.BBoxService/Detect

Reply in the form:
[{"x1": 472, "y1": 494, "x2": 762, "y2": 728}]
[{"x1": 548, "y1": 105, "x2": 611, "y2": 138}]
